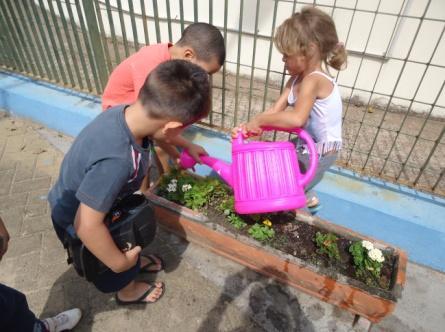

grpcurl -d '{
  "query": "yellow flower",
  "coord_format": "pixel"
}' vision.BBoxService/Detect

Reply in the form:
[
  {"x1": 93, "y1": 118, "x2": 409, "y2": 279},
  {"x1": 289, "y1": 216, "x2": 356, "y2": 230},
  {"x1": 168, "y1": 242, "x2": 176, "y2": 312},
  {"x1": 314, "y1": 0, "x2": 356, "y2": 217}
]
[{"x1": 263, "y1": 219, "x2": 272, "y2": 227}]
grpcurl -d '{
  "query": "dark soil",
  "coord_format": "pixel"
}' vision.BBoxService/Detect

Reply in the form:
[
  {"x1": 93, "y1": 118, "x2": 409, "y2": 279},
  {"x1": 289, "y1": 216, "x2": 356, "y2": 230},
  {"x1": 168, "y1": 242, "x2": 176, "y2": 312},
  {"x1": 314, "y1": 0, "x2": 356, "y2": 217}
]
[{"x1": 205, "y1": 208, "x2": 396, "y2": 293}]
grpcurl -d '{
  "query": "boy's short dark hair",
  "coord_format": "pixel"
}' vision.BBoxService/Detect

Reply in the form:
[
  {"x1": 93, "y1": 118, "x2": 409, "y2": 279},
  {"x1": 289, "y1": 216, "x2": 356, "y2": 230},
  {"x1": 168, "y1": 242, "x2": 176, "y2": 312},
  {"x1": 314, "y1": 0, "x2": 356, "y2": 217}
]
[
  {"x1": 138, "y1": 59, "x2": 211, "y2": 124},
  {"x1": 177, "y1": 23, "x2": 225, "y2": 66}
]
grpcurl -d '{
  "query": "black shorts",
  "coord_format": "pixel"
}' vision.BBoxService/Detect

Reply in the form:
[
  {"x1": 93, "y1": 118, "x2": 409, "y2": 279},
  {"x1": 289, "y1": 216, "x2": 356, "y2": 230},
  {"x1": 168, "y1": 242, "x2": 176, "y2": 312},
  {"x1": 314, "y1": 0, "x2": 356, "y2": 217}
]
[{"x1": 52, "y1": 219, "x2": 140, "y2": 293}]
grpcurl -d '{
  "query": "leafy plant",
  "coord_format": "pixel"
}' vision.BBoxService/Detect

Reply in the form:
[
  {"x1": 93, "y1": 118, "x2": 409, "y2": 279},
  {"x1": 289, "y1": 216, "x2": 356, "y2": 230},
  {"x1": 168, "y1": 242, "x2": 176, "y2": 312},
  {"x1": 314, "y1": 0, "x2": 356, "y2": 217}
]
[
  {"x1": 349, "y1": 240, "x2": 385, "y2": 286},
  {"x1": 227, "y1": 213, "x2": 247, "y2": 229},
  {"x1": 207, "y1": 179, "x2": 229, "y2": 208},
  {"x1": 160, "y1": 169, "x2": 280, "y2": 239},
  {"x1": 314, "y1": 232, "x2": 340, "y2": 260},
  {"x1": 217, "y1": 196, "x2": 234, "y2": 216},
  {"x1": 248, "y1": 224, "x2": 275, "y2": 242},
  {"x1": 159, "y1": 169, "x2": 229, "y2": 211},
  {"x1": 183, "y1": 180, "x2": 214, "y2": 210},
  {"x1": 158, "y1": 169, "x2": 195, "y2": 205}
]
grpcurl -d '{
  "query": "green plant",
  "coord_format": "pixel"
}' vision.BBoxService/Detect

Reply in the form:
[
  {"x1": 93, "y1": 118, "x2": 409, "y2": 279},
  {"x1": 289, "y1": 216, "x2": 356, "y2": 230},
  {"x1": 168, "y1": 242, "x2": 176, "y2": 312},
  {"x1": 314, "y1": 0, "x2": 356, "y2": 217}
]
[
  {"x1": 183, "y1": 180, "x2": 214, "y2": 210},
  {"x1": 227, "y1": 213, "x2": 247, "y2": 229},
  {"x1": 207, "y1": 179, "x2": 229, "y2": 208},
  {"x1": 314, "y1": 232, "x2": 340, "y2": 260},
  {"x1": 349, "y1": 240, "x2": 385, "y2": 286},
  {"x1": 158, "y1": 169, "x2": 195, "y2": 205},
  {"x1": 248, "y1": 224, "x2": 275, "y2": 242},
  {"x1": 160, "y1": 170, "x2": 276, "y2": 238},
  {"x1": 217, "y1": 196, "x2": 234, "y2": 216},
  {"x1": 159, "y1": 169, "x2": 229, "y2": 211}
]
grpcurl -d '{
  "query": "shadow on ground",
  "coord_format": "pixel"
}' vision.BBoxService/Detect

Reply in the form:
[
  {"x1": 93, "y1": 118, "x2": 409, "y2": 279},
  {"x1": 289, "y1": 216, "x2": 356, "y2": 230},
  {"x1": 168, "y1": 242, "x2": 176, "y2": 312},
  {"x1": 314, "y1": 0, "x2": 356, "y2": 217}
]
[{"x1": 198, "y1": 268, "x2": 315, "y2": 332}]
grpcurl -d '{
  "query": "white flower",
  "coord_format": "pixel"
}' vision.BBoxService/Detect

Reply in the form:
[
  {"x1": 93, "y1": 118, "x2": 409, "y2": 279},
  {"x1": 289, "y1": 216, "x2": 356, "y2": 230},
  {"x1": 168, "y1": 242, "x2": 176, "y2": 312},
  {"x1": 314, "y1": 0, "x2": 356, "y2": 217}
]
[
  {"x1": 167, "y1": 183, "x2": 177, "y2": 192},
  {"x1": 166, "y1": 179, "x2": 178, "y2": 192},
  {"x1": 362, "y1": 240, "x2": 374, "y2": 251},
  {"x1": 375, "y1": 254, "x2": 385, "y2": 263},
  {"x1": 368, "y1": 248, "x2": 384, "y2": 263},
  {"x1": 182, "y1": 184, "x2": 192, "y2": 192}
]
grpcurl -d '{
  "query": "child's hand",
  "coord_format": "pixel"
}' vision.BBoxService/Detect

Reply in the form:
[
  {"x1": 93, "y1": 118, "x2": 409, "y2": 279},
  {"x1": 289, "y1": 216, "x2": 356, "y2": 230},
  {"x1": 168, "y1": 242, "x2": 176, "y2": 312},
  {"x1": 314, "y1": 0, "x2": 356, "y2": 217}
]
[
  {"x1": 232, "y1": 119, "x2": 263, "y2": 139},
  {"x1": 231, "y1": 124, "x2": 247, "y2": 139},
  {"x1": 186, "y1": 143, "x2": 208, "y2": 164},
  {"x1": 117, "y1": 245, "x2": 142, "y2": 273},
  {"x1": 244, "y1": 118, "x2": 263, "y2": 137}
]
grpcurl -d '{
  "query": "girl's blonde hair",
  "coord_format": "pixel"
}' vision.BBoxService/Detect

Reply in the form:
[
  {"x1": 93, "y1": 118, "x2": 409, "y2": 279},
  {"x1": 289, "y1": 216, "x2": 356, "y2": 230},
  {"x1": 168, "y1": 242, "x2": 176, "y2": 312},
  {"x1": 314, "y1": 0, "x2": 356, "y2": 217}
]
[{"x1": 274, "y1": 6, "x2": 347, "y2": 71}]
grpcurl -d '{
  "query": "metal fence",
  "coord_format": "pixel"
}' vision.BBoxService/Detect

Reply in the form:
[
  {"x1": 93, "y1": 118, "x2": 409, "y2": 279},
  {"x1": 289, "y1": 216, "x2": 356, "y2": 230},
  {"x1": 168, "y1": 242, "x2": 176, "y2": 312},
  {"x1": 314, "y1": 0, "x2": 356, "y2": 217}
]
[{"x1": 0, "y1": 0, "x2": 444, "y2": 197}]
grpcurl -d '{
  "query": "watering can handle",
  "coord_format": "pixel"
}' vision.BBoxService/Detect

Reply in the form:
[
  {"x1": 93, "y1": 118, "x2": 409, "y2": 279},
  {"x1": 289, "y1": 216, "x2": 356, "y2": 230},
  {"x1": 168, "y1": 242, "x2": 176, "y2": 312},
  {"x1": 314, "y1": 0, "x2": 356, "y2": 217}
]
[{"x1": 261, "y1": 126, "x2": 318, "y2": 187}]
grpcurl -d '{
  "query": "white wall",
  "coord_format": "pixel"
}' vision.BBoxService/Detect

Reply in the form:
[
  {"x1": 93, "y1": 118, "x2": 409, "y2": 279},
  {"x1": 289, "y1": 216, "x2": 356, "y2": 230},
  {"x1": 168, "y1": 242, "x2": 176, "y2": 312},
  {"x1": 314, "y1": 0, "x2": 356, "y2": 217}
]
[{"x1": 42, "y1": 0, "x2": 445, "y2": 117}]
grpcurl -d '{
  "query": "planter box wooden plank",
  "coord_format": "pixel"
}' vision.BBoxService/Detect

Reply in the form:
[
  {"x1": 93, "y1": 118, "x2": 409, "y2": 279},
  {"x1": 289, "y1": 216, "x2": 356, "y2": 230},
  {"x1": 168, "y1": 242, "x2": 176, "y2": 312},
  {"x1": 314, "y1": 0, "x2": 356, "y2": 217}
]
[{"x1": 146, "y1": 190, "x2": 407, "y2": 323}]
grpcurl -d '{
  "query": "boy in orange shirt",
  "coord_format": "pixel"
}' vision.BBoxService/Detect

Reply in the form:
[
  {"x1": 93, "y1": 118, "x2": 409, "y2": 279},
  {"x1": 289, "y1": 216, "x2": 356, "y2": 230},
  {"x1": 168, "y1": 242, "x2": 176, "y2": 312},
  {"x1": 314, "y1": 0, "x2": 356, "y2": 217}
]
[{"x1": 103, "y1": 23, "x2": 225, "y2": 186}]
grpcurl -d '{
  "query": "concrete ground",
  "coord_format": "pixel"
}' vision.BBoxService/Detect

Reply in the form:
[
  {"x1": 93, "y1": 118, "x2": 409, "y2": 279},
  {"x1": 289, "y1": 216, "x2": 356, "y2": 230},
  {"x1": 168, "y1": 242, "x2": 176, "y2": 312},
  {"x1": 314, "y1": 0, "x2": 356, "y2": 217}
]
[{"x1": 1, "y1": 112, "x2": 444, "y2": 332}]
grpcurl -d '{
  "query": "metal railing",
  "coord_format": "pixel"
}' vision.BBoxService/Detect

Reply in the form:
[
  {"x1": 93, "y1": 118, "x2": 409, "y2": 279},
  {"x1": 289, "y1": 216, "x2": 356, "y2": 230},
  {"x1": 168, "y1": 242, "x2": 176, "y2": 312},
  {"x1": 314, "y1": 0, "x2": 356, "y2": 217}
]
[{"x1": 0, "y1": 0, "x2": 444, "y2": 197}]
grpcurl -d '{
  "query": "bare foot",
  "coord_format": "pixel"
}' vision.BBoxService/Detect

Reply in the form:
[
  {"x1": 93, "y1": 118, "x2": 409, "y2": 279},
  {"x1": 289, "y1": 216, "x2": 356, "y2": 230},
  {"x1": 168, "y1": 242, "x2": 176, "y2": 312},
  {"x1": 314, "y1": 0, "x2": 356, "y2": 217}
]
[{"x1": 306, "y1": 195, "x2": 320, "y2": 208}]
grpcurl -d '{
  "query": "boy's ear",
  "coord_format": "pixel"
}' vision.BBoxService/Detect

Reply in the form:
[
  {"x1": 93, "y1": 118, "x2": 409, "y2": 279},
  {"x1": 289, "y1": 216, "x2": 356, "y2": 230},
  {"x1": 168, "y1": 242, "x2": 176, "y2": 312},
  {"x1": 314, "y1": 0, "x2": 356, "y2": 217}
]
[
  {"x1": 161, "y1": 121, "x2": 184, "y2": 136},
  {"x1": 183, "y1": 48, "x2": 196, "y2": 60}
]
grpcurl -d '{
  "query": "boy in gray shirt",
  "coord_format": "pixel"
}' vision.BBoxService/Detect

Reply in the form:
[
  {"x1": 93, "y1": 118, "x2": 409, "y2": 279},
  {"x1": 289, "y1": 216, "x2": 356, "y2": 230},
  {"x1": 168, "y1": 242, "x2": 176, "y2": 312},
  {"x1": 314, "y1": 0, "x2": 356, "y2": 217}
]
[{"x1": 48, "y1": 59, "x2": 210, "y2": 304}]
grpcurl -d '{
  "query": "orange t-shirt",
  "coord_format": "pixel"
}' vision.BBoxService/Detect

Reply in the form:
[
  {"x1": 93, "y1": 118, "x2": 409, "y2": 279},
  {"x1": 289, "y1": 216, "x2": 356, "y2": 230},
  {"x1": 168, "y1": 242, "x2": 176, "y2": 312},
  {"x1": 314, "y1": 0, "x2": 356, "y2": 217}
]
[{"x1": 101, "y1": 43, "x2": 172, "y2": 111}]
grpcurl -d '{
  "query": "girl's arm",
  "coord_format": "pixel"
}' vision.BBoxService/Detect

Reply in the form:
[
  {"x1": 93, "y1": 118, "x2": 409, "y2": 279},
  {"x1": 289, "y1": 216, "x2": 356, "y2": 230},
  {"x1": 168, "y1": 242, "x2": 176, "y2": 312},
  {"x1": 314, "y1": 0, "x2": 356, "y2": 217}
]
[
  {"x1": 263, "y1": 78, "x2": 293, "y2": 114},
  {"x1": 247, "y1": 76, "x2": 319, "y2": 132},
  {"x1": 232, "y1": 78, "x2": 293, "y2": 138}
]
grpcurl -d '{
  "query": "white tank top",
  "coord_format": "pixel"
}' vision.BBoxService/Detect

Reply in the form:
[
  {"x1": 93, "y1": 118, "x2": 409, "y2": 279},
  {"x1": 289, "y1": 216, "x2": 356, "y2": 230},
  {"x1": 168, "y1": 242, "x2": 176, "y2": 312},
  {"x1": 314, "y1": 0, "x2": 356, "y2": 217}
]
[{"x1": 287, "y1": 71, "x2": 342, "y2": 155}]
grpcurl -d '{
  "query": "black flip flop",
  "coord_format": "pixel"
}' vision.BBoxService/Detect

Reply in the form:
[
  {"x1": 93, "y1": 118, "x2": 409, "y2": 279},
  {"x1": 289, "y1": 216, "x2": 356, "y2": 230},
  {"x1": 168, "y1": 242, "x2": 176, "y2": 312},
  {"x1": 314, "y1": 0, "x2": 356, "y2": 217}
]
[
  {"x1": 115, "y1": 282, "x2": 165, "y2": 305},
  {"x1": 140, "y1": 254, "x2": 165, "y2": 274}
]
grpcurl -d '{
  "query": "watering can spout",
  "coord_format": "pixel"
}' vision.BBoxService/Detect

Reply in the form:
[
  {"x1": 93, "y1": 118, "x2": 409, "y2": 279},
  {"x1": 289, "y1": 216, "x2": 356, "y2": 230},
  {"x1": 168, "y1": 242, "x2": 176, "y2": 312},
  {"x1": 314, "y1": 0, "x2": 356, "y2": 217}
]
[
  {"x1": 179, "y1": 151, "x2": 233, "y2": 187},
  {"x1": 204, "y1": 158, "x2": 233, "y2": 186}
]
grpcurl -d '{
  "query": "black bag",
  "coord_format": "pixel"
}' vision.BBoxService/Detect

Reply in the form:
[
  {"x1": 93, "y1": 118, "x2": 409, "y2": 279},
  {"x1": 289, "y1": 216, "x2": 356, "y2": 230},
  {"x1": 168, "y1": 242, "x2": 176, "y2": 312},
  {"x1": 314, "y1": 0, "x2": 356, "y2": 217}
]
[{"x1": 65, "y1": 194, "x2": 157, "y2": 281}]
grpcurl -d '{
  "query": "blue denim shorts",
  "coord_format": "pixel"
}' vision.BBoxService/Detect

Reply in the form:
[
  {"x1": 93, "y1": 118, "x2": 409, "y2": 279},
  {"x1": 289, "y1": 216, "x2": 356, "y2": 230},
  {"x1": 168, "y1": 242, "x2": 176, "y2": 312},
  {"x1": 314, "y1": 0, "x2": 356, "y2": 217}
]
[{"x1": 292, "y1": 142, "x2": 338, "y2": 192}]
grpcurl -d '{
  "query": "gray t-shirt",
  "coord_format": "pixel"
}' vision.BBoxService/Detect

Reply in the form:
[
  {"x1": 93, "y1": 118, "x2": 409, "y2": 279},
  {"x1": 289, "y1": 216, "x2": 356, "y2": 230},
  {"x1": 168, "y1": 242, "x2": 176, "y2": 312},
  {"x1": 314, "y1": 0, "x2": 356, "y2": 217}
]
[{"x1": 48, "y1": 105, "x2": 152, "y2": 230}]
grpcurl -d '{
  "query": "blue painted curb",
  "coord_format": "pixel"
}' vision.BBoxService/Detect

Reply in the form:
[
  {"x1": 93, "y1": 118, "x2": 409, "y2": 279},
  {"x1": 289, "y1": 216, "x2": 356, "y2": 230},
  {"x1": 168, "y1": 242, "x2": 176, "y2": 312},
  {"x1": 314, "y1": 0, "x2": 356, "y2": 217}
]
[
  {"x1": 1, "y1": 70, "x2": 444, "y2": 271},
  {"x1": 0, "y1": 70, "x2": 101, "y2": 137}
]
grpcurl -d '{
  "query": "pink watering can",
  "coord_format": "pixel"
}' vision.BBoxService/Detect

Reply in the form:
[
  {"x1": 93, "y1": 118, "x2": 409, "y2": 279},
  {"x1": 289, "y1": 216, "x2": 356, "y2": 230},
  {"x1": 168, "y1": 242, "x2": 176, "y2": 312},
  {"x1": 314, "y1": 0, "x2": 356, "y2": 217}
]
[{"x1": 180, "y1": 127, "x2": 318, "y2": 214}]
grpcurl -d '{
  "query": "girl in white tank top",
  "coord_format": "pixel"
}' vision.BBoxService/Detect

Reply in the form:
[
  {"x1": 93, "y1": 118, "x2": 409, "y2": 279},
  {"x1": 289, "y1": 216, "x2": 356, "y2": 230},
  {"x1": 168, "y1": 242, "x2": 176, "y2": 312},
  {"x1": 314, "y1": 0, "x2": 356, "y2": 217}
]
[
  {"x1": 287, "y1": 71, "x2": 343, "y2": 156},
  {"x1": 232, "y1": 7, "x2": 347, "y2": 212}
]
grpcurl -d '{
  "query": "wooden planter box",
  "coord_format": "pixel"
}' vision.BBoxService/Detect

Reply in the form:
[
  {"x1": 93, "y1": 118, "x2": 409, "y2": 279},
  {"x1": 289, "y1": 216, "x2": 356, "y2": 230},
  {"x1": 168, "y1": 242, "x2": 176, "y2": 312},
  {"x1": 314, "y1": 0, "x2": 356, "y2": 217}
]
[{"x1": 146, "y1": 188, "x2": 407, "y2": 323}]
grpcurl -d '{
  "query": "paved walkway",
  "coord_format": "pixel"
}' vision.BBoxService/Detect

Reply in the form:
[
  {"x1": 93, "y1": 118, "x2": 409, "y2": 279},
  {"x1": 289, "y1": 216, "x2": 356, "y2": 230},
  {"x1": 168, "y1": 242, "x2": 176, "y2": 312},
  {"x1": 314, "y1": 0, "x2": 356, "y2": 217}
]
[{"x1": 1, "y1": 112, "x2": 444, "y2": 332}]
